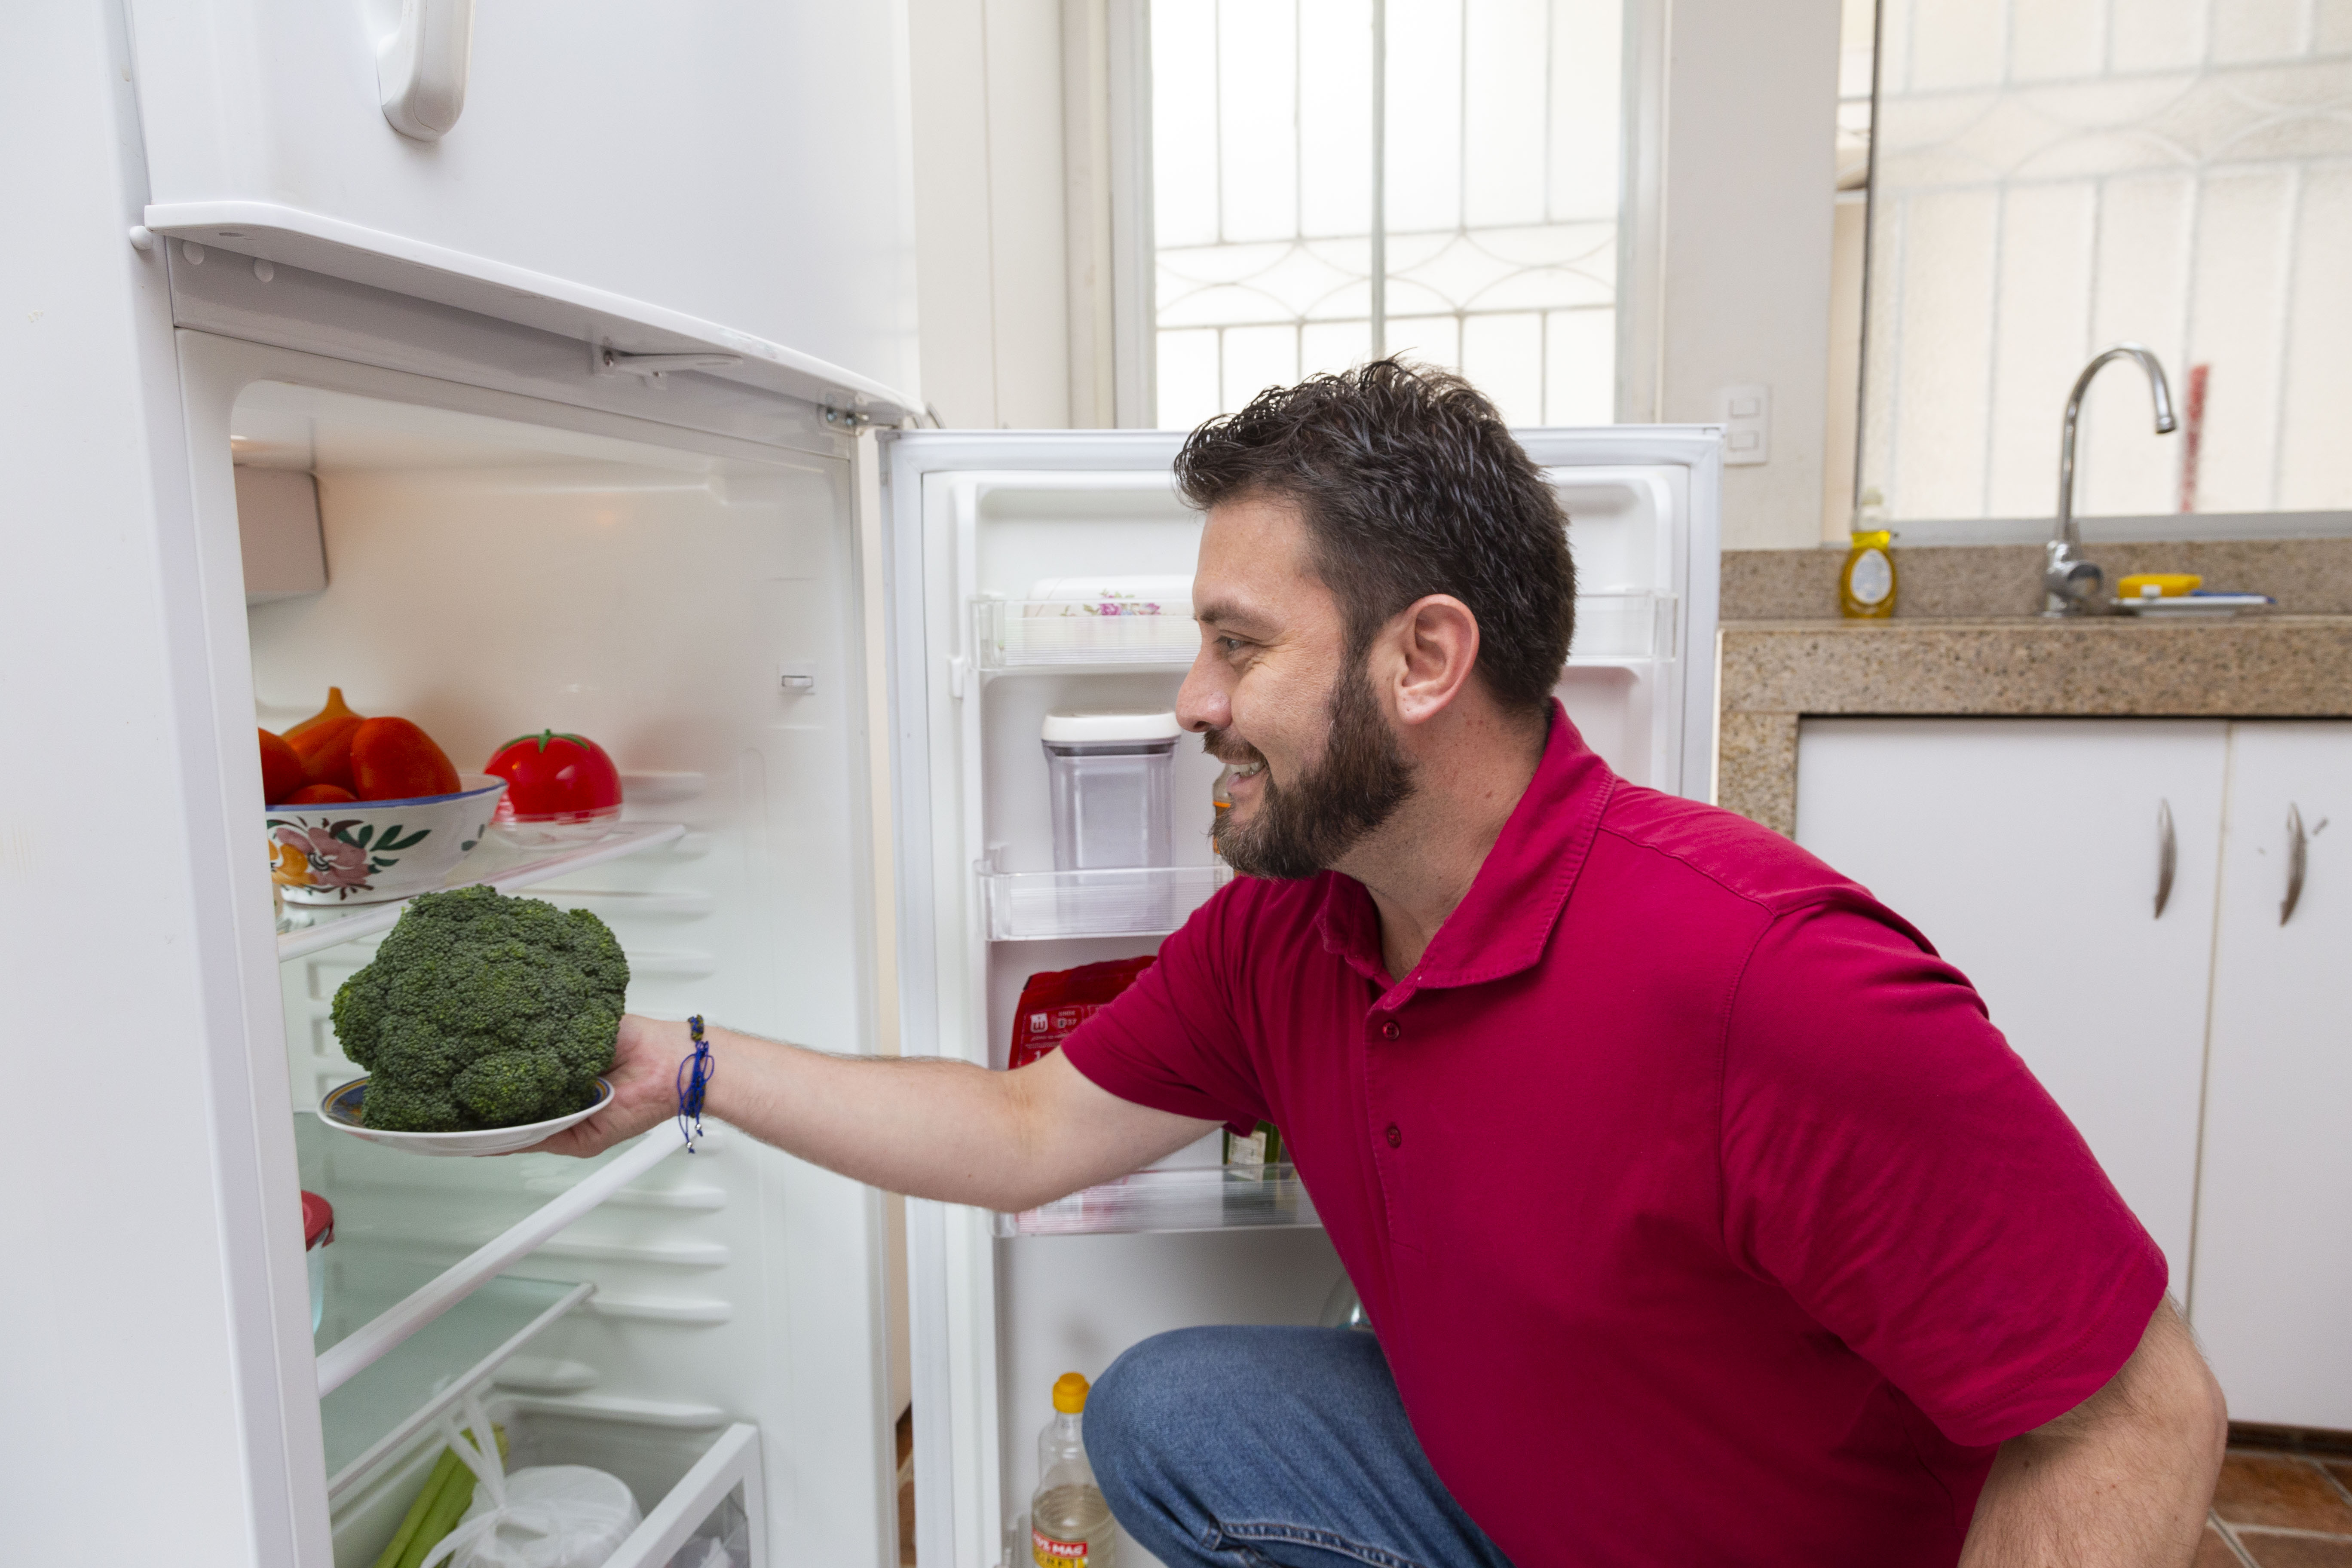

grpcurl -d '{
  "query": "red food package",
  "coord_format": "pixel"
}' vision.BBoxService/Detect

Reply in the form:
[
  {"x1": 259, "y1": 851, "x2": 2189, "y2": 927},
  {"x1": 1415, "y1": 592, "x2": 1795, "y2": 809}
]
[{"x1": 1008, "y1": 955, "x2": 1157, "y2": 1069}]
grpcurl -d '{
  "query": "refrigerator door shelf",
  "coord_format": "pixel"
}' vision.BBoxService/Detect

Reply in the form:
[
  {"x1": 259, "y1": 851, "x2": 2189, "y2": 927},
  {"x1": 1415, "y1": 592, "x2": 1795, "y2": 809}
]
[
  {"x1": 981, "y1": 864, "x2": 1231, "y2": 942},
  {"x1": 973, "y1": 591, "x2": 1680, "y2": 674},
  {"x1": 1570, "y1": 590, "x2": 1679, "y2": 663},
  {"x1": 998, "y1": 1163, "x2": 1320, "y2": 1238},
  {"x1": 320, "y1": 1273, "x2": 591, "y2": 1495},
  {"x1": 975, "y1": 597, "x2": 1198, "y2": 671},
  {"x1": 277, "y1": 821, "x2": 687, "y2": 961}
]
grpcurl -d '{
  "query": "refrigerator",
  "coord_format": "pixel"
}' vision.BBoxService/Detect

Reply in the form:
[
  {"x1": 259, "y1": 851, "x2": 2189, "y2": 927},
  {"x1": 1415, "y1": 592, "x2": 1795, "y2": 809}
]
[{"x1": 3, "y1": 6, "x2": 1720, "y2": 1566}]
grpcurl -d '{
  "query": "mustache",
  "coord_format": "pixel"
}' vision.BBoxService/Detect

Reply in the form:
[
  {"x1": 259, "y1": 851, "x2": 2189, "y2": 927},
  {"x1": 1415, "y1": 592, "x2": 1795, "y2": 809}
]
[{"x1": 1201, "y1": 728, "x2": 1266, "y2": 769}]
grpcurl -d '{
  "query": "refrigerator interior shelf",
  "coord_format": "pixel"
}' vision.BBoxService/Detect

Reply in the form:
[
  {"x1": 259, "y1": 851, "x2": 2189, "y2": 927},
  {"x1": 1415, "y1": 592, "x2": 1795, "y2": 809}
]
[
  {"x1": 277, "y1": 821, "x2": 687, "y2": 961},
  {"x1": 982, "y1": 864, "x2": 1232, "y2": 940},
  {"x1": 315, "y1": 1132, "x2": 682, "y2": 1398},
  {"x1": 321, "y1": 1272, "x2": 592, "y2": 1496},
  {"x1": 974, "y1": 597, "x2": 1198, "y2": 671},
  {"x1": 1000, "y1": 1163, "x2": 1320, "y2": 1237}
]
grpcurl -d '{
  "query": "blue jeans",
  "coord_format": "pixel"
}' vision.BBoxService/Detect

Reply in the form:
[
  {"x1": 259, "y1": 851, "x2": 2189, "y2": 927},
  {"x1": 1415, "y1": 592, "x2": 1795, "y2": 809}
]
[{"x1": 1087, "y1": 1327, "x2": 1513, "y2": 1568}]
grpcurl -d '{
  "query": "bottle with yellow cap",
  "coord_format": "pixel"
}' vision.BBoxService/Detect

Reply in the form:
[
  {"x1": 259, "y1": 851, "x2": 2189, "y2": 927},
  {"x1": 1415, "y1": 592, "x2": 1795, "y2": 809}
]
[
  {"x1": 1031, "y1": 1372, "x2": 1115, "y2": 1568},
  {"x1": 1841, "y1": 489, "x2": 1898, "y2": 619}
]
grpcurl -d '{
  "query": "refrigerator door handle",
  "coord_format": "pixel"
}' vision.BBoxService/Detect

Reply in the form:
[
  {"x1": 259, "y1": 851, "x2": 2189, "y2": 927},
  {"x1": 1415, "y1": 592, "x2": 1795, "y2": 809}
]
[{"x1": 378, "y1": 0, "x2": 475, "y2": 141}]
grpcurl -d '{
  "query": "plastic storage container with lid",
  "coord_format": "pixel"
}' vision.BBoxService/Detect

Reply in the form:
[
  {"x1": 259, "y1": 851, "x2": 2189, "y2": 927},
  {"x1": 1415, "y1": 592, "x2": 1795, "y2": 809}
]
[{"x1": 1041, "y1": 711, "x2": 1181, "y2": 872}]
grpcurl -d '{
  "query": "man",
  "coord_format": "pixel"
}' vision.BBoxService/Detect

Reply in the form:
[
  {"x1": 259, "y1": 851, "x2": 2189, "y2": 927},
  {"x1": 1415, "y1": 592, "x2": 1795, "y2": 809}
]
[{"x1": 545, "y1": 362, "x2": 2227, "y2": 1566}]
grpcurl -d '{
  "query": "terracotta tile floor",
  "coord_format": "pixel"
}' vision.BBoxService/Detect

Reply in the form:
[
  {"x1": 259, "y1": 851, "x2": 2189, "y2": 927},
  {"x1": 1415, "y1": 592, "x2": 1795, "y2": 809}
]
[{"x1": 2208, "y1": 1446, "x2": 2352, "y2": 1565}]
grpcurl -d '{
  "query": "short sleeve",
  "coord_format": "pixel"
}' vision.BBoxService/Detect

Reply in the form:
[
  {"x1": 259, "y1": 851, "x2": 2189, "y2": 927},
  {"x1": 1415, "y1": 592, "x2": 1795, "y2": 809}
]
[
  {"x1": 1720, "y1": 899, "x2": 2167, "y2": 1449},
  {"x1": 1058, "y1": 885, "x2": 1270, "y2": 1136}
]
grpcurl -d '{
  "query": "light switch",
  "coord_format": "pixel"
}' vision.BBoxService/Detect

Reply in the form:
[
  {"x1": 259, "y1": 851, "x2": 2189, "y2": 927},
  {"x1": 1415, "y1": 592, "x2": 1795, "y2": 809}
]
[{"x1": 1717, "y1": 383, "x2": 1770, "y2": 467}]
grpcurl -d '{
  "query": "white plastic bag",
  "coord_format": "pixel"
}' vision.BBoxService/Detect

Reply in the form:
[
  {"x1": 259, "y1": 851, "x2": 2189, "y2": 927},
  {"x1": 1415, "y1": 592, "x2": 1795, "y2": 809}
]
[
  {"x1": 662, "y1": 1493, "x2": 750, "y2": 1568},
  {"x1": 420, "y1": 1393, "x2": 643, "y2": 1568}
]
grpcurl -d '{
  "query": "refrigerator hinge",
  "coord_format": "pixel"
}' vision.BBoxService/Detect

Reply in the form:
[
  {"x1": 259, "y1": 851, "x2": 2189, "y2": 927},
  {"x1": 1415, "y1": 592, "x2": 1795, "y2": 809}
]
[
  {"x1": 590, "y1": 342, "x2": 744, "y2": 385},
  {"x1": 822, "y1": 400, "x2": 877, "y2": 432}
]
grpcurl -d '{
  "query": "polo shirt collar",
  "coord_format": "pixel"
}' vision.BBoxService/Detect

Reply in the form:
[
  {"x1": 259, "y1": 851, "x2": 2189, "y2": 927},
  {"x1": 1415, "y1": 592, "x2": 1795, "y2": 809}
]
[{"x1": 1313, "y1": 700, "x2": 1617, "y2": 1002}]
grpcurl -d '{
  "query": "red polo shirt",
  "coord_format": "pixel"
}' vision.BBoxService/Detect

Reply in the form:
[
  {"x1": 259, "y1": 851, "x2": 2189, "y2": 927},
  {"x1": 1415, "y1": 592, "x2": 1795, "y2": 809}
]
[{"x1": 1062, "y1": 704, "x2": 2165, "y2": 1568}]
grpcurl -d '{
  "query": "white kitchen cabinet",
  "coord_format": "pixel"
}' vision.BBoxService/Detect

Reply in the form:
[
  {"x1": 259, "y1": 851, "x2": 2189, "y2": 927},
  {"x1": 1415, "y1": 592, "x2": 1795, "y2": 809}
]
[
  {"x1": 127, "y1": 0, "x2": 921, "y2": 401},
  {"x1": 1797, "y1": 716, "x2": 2352, "y2": 1430},
  {"x1": 1794, "y1": 719, "x2": 2230, "y2": 1297},
  {"x1": 2189, "y1": 721, "x2": 2352, "y2": 1429}
]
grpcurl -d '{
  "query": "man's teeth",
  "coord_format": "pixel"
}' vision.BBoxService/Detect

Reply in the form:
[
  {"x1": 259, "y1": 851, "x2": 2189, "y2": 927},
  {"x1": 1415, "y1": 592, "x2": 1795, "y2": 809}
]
[{"x1": 1233, "y1": 762, "x2": 1265, "y2": 778}]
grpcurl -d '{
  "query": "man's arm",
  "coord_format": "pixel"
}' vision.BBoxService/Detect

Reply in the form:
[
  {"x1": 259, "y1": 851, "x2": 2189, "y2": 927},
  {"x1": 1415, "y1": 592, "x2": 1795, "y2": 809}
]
[
  {"x1": 1958, "y1": 1299, "x2": 2227, "y2": 1567},
  {"x1": 530, "y1": 1014, "x2": 1217, "y2": 1211}
]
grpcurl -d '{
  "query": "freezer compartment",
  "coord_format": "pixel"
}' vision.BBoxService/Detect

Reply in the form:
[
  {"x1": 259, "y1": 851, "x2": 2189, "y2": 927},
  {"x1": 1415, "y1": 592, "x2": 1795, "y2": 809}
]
[
  {"x1": 982, "y1": 865, "x2": 1232, "y2": 941},
  {"x1": 999, "y1": 1163, "x2": 1318, "y2": 1237},
  {"x1": 331, "y1": 1398, "x2": 765, "y2": 1568}
]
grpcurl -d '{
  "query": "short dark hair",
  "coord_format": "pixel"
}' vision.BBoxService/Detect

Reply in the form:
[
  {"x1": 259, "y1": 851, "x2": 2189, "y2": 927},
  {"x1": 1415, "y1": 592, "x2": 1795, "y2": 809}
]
[{"x1": 1173, "y1": 359, "x2": 1575, "y2": 717}]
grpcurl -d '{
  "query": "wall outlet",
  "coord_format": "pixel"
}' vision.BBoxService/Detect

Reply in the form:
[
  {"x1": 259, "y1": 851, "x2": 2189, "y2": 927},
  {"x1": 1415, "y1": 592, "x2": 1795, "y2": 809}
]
[{"x1": 1718, "y1": 383, "x2": 1770, "y2": 466}]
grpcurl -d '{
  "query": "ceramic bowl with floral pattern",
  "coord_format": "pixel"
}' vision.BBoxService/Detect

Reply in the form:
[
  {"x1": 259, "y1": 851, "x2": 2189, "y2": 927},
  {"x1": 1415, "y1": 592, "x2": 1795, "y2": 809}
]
[{"x1": 268, "y1": 774, "x2": 506, "y2": 906}]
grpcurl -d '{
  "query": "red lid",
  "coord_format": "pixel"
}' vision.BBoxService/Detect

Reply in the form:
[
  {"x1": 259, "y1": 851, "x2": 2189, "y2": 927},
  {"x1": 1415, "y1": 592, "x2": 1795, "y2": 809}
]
[{"x1": 301, "y1": 1191, "x2": 335, "y2": 1250}]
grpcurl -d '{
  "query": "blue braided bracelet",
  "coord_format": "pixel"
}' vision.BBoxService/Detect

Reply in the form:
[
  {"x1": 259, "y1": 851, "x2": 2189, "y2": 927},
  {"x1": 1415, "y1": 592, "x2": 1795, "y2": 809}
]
[{"x1": 677, "y1": 1015, "x2": 716, "y2": 1151}]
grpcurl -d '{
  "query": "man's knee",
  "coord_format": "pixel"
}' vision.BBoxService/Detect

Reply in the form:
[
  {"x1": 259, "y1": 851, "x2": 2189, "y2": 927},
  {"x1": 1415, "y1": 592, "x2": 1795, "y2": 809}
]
[{"x1": 1089, "y1": 1326, "x2": 1226, "y2": 1488}]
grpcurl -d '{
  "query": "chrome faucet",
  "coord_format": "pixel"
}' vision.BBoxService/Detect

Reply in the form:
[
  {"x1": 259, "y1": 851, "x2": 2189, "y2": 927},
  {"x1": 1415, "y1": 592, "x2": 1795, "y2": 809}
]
[{"x1": 2045, "y1": 344, "x2": 2178, "y2": 616}]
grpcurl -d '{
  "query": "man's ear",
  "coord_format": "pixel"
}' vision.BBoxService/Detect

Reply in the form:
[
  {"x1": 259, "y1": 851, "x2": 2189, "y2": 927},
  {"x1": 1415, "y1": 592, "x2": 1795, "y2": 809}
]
[{"x1": 1387, "y1": 594, "x2": 1481, "y2": 727}]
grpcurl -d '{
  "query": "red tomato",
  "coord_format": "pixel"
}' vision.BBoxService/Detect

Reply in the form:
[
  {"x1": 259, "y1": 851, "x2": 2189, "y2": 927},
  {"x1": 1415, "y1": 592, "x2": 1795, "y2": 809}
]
[
  {"x1": 484, "y1": 730, "x2": 625, "y2": 822},
  {"x1": 260, "y1": 729, "x2": 308, "y2": 805},
  {"x1": 349, "y1": 717, "x2": 462, "y2": 801}
]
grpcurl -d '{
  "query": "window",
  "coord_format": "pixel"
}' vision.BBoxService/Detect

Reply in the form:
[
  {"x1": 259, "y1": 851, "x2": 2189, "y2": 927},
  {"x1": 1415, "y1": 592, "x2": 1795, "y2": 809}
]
[
  {"x1": 1146, "y1": 0, "x2": 1626, "y2": 429},
  {"x1": 1859, "y1": 0, "x2": 2352, "y2": 524}
]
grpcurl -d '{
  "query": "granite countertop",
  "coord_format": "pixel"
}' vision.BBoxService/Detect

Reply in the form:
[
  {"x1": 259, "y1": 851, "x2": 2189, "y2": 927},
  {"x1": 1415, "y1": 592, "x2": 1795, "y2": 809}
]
[{"x1": 1715, "y1": 539, "x2": 2352, "y2": 834}]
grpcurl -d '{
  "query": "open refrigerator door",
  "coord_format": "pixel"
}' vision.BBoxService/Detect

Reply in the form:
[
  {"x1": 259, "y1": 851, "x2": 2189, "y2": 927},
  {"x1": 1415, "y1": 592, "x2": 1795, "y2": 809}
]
[
  {"x1": 169, "y1": 310, "x2": 905, "y2": 1565},
  {"x1": 882, "y1": 428, "x2": 1722, "y2": 1568}
]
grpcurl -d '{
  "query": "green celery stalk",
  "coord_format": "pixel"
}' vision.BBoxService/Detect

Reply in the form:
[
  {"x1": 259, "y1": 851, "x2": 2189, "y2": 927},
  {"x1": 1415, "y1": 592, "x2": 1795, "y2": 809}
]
[
  {"x1": 398, "y1": 1423, "x2": 505, "y2": 1568},
  {"x1": 396, "y1": 1464, "x2": 476, "y2": 1568},
  {"x1": 371, "y1": 1449, "x2": 463, "y2": 1568}
]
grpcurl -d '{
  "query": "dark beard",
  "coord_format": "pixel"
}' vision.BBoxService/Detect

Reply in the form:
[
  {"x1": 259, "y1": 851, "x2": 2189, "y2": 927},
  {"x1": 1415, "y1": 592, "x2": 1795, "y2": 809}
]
[{"x1": 1206, "y1": 659, "x2": 1418, "y2": 880}]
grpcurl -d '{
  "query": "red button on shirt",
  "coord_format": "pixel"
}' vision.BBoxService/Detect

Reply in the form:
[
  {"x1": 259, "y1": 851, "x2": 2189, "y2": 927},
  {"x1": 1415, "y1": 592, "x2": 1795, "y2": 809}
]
[{"x1": 1063, "y1": 704, "x2": 2164, "y2": 1568}]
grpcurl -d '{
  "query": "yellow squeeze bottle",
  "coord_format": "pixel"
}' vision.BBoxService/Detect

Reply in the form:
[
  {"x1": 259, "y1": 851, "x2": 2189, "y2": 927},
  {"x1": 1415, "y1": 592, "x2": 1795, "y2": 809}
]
[{"x1": 1841, "y1": 529, "x2": 1897, "y2": 619}]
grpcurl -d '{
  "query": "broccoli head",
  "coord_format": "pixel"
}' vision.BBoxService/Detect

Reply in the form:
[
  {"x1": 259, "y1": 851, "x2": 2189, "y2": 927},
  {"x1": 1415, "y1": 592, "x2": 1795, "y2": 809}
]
[{"x1": 331, "y1": 885, "x2": 629, "y2": 1132}]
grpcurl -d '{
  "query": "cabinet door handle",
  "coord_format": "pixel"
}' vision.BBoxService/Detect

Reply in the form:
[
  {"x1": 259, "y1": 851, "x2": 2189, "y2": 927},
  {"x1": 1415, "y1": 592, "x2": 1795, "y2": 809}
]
[
  {"x1": 2282, "y1": 804, "x2": 2307, "y2": 926},
  {"x1": 2154, "y1": 799, "x2": 2177, "y2": 918}
]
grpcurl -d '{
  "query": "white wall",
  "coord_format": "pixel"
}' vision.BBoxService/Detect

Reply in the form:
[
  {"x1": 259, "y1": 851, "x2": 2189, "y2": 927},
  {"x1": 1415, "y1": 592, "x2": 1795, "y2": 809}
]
[
  {"x1": 910, "y1": 0, "x2": 1116, "y2": 430},
  {"x1": 1652, "y1": 0, "x2": 1844, "y2": 549}
]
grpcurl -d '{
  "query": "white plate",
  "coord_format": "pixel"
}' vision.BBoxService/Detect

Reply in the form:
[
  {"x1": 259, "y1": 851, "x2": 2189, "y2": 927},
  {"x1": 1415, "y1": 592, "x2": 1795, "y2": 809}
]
[{"x1": 317, "y1": 1075, "x2": 614, "y2": 1157}]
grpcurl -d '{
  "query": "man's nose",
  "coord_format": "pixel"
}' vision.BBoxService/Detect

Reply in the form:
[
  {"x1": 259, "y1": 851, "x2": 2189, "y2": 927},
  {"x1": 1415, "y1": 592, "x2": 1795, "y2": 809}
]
[{"x1": 1176, "y1": 641, "x2": 1228, "y2": 734}]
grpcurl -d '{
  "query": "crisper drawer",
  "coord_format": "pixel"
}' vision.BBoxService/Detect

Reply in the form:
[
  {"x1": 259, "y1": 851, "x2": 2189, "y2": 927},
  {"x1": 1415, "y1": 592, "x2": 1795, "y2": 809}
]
[{"x1": 332, "y1": 1402, "x2": 765, "y2": 1568}]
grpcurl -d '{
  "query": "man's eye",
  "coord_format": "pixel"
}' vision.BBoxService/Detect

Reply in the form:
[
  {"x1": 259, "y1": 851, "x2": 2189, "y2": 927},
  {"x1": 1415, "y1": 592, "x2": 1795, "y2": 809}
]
[{"x1": 1218, "y1": 637, "x2": 1248, "y2": 655}]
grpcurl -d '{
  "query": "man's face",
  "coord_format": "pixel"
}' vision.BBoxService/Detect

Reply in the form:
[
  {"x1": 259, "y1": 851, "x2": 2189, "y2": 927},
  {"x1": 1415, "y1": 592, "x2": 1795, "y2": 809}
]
[{"x1": 1178, "y1": 494, "x2": 1417, "y2": 879}]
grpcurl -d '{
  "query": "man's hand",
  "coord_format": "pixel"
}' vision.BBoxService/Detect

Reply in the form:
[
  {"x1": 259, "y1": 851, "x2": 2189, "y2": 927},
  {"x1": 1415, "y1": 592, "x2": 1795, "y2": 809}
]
[
  {"x1": 525, "y1": 1013, "x2": 1216, "y2": 1212},
  {"x1": 1959, "y1": 1299, "x2": 2227, "y2": 1566},
  {"x1": 527, "y1": 1014, "x2": 690, "y2": 1158}
]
